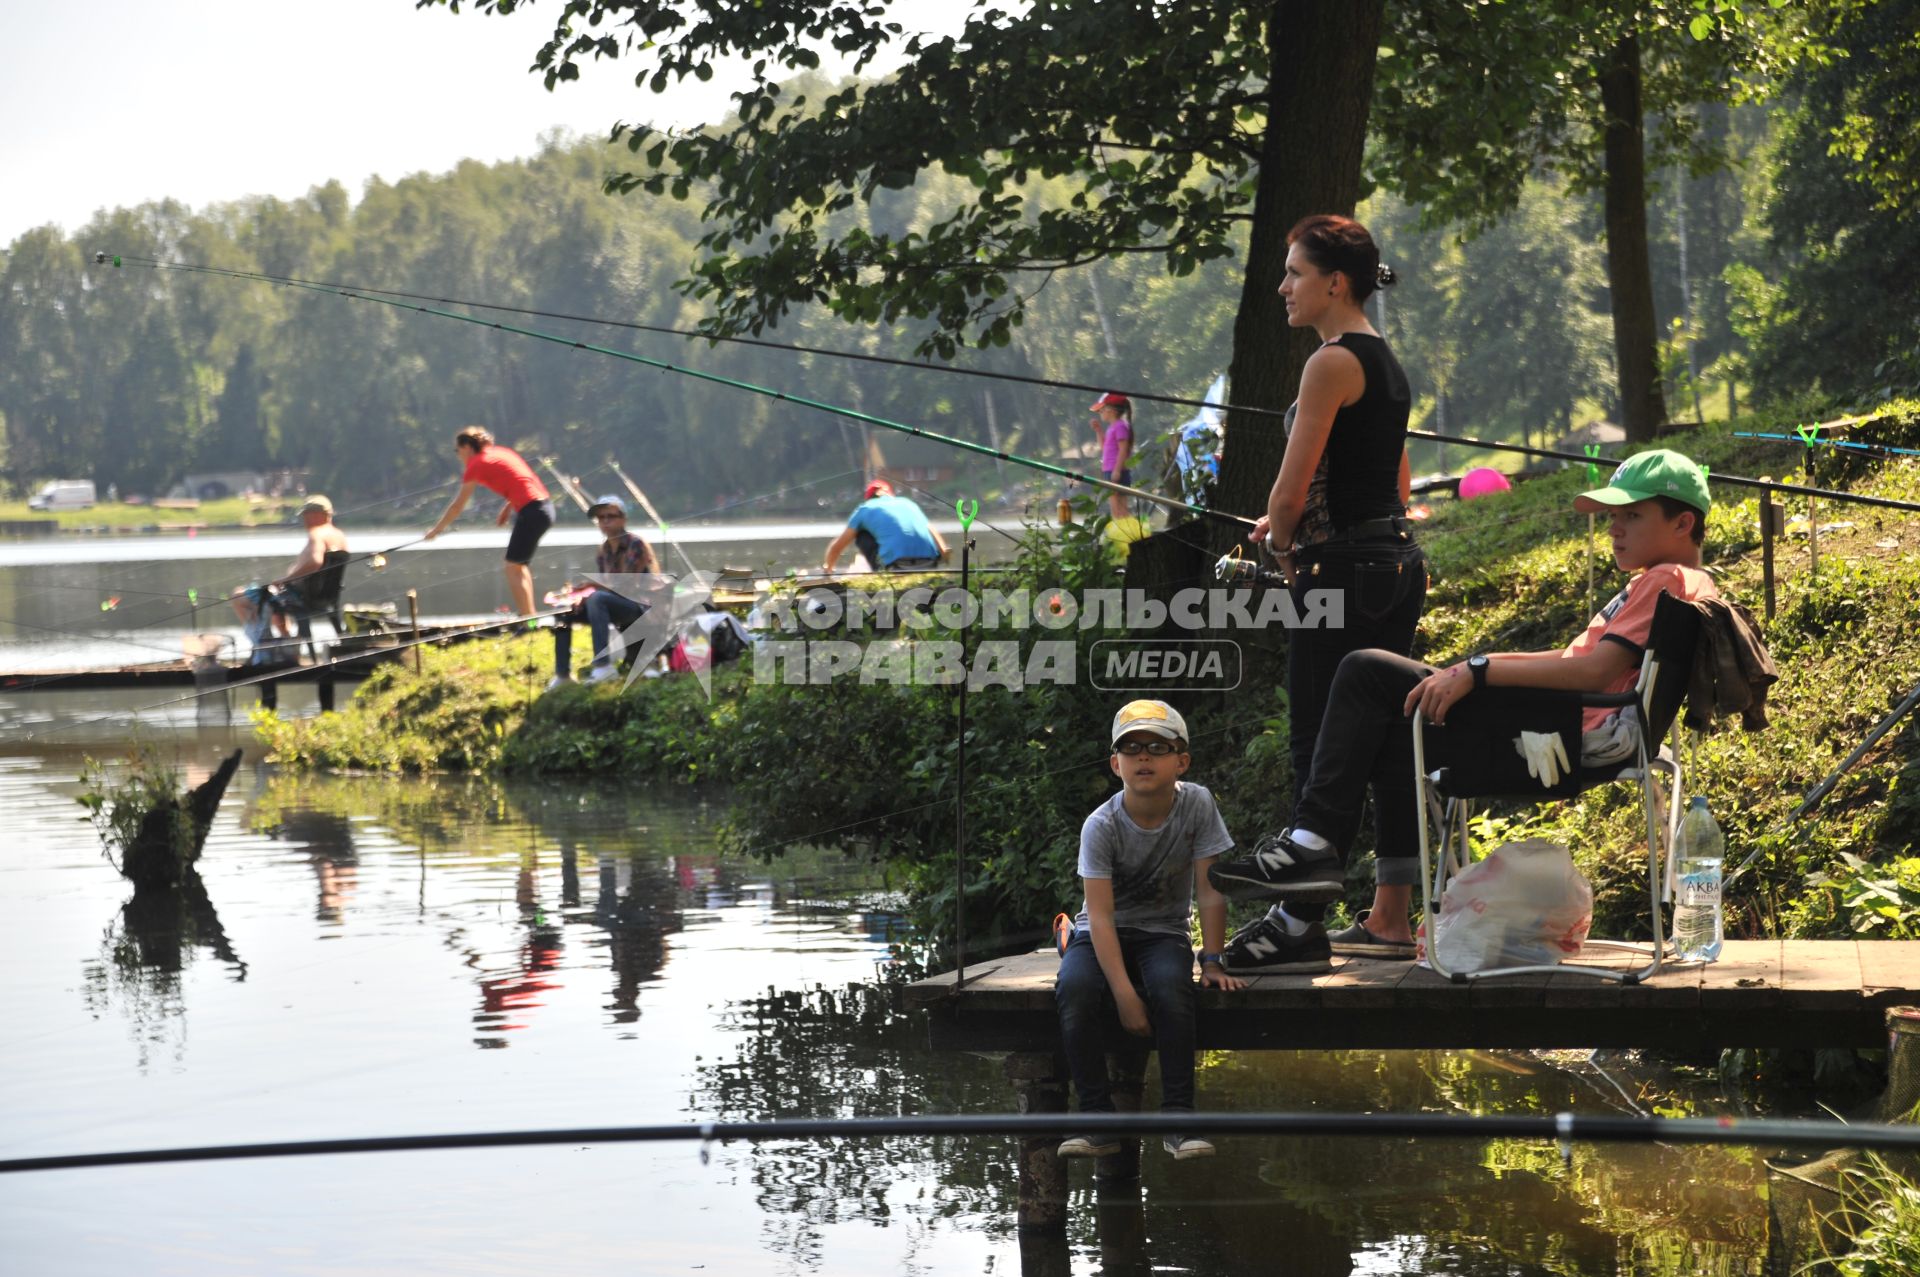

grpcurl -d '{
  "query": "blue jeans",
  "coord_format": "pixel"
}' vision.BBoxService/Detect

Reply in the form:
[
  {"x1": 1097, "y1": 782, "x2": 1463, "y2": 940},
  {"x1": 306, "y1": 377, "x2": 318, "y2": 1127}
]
[
  {"x1": 551, "y1": 590, "x2": 648, "y2": 674},
  {"x1": 1055, "y1": 929, "x2": 1197, "y2": 1113}
]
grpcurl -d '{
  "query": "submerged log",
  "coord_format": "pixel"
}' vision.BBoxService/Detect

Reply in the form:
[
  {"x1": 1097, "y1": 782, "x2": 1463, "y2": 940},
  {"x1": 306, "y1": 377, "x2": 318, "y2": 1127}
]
[{"x1": 121, "y1": 749, "x2": 242, "y2": 892}]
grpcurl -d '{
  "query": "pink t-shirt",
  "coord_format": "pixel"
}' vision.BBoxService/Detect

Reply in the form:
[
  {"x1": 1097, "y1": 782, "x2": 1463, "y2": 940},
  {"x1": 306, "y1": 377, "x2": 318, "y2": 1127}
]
[
  {"x1": 1562, "y1": 562, "x2": 1716, "y2": 730},
  {"x1": 1101, "y1": 418, "x2": 1134, "y2": 473},
  {"x1": 461, "y1": 445, "x2": 549, "y2": 511}
]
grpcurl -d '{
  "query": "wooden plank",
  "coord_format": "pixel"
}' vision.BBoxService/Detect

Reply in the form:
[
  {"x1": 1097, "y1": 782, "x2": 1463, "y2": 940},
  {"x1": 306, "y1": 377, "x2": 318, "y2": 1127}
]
[
  {"x1": 1779, "y1": 941, "x2": 1865, "y2": 1012},
  {"x1": 905, "y1": 941, "x2": 1911, "y2": 1051},
  {"x1": 1699, "y1": 939, "x2": 1782, "y2": 1010},
  {"x1": 1393, "y1": 962, "x2": 1466, "y2": 1011},
  {"x1": 1543, "y1": 950, "x2": 1635, "y2": 1010},
  {"x1": 1633, "y1": 947, "x2": 1705, "y2": 1012},
  {"x1": 1317, "y1": 956, "x2": 1418, "y2": 1010},
  {"x1": 1858, "y1": 942, "x2": 1920, "y2": 1004}
]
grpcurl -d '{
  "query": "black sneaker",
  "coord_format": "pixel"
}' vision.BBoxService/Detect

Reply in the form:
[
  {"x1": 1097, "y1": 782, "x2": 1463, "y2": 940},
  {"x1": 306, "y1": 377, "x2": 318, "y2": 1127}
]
[
  {"x1": 1207, "y1": 831, "x2": 1344, "y2": 900},
  {"x1": 1221, "y1": 916, "x2": 1332, "y2": 974},
  {"x1": 1057, "y1": 1134, "x2": 1122, "y2": 1158}
]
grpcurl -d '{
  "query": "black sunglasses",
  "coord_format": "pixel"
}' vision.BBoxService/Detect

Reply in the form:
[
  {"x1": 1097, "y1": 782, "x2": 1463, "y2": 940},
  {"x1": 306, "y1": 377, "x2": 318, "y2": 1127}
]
[{"x1": 1114, "y1": 740, "x2": 1180, "y2": 756}]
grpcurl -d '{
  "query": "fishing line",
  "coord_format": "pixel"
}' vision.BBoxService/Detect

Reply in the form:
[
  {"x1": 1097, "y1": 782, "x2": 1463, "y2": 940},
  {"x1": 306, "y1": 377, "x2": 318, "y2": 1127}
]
[
  {"x1": 7, "y1": 1108, "x2": 1919, "y2": 1175},
  {"x1": 107, "y1": 255, "x2": 1268, "y2": 423},
  {"x1": 0, "y1": 613, "x2": 209, "y2": 663},
  {"x1": 105, "y1": 255, "x2": 1920, "y2": 519},
  {"x1": 104, "y1": 254, "x2": 1253, "y2": 530}
]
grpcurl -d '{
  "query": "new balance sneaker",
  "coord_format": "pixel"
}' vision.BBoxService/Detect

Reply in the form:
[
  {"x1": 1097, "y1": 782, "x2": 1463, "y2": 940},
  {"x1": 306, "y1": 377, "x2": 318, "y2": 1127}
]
[
  {"x1": 1220, "y1": 916, "x2": 1332, "y2": 974},
  {"x1": 1328, "y1": 910, "x2": 1417, "y2": 960},
  {"x1": 1207, "y1": 831, "x2": 1345, "y2": 900},
  {"x1": 1057, "y1": 1134, "x2": 1122, "y2": 1158},
  {"x1": 1162, "y1": 1134, "x2": 1215, "y2": 1160}
]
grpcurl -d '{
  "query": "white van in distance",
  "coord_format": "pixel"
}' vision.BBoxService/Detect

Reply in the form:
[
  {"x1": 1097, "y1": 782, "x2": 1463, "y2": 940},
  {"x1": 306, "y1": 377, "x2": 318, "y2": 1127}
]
[{"x1": 27, "y1": 480, "x2": 97, "y2": 511}]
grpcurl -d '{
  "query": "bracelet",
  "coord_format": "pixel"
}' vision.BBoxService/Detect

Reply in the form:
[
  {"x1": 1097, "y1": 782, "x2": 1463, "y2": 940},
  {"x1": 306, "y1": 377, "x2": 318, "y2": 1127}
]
[{"x1": 1198, "y1": 952, "x2": 1224, "y2": 966}]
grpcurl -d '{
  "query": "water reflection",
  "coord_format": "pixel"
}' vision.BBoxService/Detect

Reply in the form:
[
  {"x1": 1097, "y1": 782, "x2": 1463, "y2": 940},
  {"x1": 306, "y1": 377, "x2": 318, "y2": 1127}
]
[
  {"x1": 82, "y1": 867, "x2": 246, "y2": 1070},
  {"x1": 9, "y1": 744, "x2": 1835, "y2": 1276},
  {"x1": 689, "y1": 983, "x2": 1791, "y2": 1276},
  {"x1": 263, "y1": 806, "x2": 359, "y2": 923}
]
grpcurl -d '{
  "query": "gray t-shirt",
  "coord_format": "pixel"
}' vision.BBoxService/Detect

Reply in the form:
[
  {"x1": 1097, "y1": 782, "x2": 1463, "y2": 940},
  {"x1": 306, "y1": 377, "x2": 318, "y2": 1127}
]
[{"x1": 1074, "y1": 782, "x2": 1234, "y2": 938}]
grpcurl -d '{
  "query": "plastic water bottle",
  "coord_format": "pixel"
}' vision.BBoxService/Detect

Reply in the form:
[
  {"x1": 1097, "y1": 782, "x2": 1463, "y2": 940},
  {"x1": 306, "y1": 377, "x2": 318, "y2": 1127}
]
[{"x1": 1672, "y1": 797, "x2": 1725, "y2": 962}]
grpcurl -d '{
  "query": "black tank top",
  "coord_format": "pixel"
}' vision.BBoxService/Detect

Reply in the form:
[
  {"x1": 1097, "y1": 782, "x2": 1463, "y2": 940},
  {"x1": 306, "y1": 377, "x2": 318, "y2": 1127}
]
[{"x1": 1284, "y1": 331, "x2": 1411, "y2": 545}]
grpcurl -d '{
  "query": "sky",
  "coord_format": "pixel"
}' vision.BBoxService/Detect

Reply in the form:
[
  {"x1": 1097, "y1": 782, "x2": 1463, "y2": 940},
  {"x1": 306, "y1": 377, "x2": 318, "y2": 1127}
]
[{"x1": 0, "y1": 0, "x2": 963, "y2": 247}]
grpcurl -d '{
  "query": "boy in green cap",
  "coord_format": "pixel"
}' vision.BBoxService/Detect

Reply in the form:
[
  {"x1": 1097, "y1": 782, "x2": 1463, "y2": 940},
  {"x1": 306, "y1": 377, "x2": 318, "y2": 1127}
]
[{"x1": 1208, "y1": 449, "x2": 1716, "y2": 971}]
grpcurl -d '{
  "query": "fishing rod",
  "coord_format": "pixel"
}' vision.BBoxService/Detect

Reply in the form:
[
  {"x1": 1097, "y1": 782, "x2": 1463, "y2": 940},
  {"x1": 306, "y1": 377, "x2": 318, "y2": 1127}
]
[
  {"x1": 103, "y1": 253, "x2": 1252, "y2": 530},
  {"x1": 536, "y1": 457, "x2": 593, "y2": 513},
  {"x1": 101, "y1": 255, "x2": 1269, "y2": 423},
  {"x1": 107, "y1": 254, "x2": 1920, "y2": 520},
  {"x1": 1734, "y1": 431, "x2": 1920, "y2": 459},
  {"x1": 8, "y1": 1108, "x2": 1920, "y2": 1175}
]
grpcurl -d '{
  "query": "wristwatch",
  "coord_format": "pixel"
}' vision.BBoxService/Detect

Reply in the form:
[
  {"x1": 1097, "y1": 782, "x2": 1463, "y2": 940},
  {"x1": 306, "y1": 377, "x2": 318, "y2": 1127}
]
[
  {"x1": 1467, "y1": 653, "x2": 1490, "y2": 691},
  {"x1": 1198, "y1": 952, "x2": 1224, "y2": 967}
]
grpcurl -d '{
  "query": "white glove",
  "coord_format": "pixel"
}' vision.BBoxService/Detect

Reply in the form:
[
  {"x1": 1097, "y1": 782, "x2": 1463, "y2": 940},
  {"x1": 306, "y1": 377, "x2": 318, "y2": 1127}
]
[{"x1": 1515, "y1": 731, "x2": 1571, "y2": 788}]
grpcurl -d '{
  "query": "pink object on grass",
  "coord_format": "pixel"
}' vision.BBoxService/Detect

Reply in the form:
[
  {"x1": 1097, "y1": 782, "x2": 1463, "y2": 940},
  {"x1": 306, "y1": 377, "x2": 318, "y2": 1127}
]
[{"x1": 1458, "y1": 467, "x2": 1512, "y2": 501}]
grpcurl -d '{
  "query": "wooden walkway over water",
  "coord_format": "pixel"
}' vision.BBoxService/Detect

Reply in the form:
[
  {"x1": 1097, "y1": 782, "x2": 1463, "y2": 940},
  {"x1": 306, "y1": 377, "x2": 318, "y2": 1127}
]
[{"x1": 906, "y1": 941, "x2": 1920, "y2": 1053}]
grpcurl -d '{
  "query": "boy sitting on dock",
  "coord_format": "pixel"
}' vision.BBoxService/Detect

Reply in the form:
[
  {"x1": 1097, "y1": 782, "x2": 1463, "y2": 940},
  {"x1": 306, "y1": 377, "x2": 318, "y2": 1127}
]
[{"x1": 1056, "y1": 699, "x2": 1245, "y2": 1162}]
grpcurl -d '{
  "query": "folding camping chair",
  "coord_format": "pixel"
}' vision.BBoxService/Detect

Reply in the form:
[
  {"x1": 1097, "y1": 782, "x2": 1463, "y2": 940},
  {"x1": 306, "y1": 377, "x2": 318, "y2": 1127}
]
[
  {"x1": 1413, "y1": 590, "x2": 1704, "y2": 984},
  {"x1": 277, "y1": 549, "x2": 349, "y2": 664}
]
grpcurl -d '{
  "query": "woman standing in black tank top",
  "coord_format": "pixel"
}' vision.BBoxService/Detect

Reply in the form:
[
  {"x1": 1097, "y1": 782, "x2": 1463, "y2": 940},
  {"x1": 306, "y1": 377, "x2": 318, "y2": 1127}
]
[{"x1": 1225, "y1": 215, "x2": 1429, "y2": 959}]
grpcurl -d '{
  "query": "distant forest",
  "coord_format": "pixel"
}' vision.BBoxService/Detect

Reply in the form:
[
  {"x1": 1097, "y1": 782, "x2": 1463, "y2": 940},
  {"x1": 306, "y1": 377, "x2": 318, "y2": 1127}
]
[{"x1": 1, "y1": 6, "x2": 1911, "y2": 512}]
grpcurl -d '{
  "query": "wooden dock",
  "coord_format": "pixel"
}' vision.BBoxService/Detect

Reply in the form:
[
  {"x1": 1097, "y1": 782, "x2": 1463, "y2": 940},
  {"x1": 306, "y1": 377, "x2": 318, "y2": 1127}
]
[{"x1": 905, "y1": 941, "x2": 1920, "y2": 1053}]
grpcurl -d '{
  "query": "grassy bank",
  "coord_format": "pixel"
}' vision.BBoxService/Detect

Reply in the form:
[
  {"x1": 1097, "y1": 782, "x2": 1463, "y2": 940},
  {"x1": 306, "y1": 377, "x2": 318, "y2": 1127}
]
[{"x1": 256, "y1": 402, "x2": 1920, "y2": 962}]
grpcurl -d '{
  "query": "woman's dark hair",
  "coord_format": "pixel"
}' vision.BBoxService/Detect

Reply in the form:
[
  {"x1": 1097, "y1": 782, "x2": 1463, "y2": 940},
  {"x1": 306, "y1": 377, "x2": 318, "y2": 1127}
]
[
  {"x1": 454, "y1": 427, "x2": 494, "y2": 452},
  {"x1": 1653, "y1": 495, "x2": 1708, "y2": 545},
  {"x1": 1287, "y1": 214, "x2": 1396, "y2": 302}
]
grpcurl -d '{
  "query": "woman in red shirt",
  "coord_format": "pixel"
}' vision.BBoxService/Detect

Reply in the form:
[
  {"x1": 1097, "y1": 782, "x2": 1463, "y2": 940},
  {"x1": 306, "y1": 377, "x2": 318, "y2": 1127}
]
[{"x1": 424, "y1": 426, "x2": 554, "y2": 617}]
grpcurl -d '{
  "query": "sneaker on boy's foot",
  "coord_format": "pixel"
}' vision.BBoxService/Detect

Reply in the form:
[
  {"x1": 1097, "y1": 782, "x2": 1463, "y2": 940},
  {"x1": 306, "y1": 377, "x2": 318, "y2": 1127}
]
[
  {"x1": 544, "y1": 674, "x2": 574, "y2": 692},
  {"x1": 1221, "y1": 917, "x2": 1332, "y2": 974},
  {"x1": 582, "y1": 663, "x2": 621, "y2": 685},
  {"x1": 1057, "y1": 1134, "x2": 1122, "y2": 1158},
  {"x1": 1162, "y1": 1134, "x2": 1215, "y2": 1160},
  {"x1": 1328, "y1": 910, "x2": 1417, "y2": 960},
  {"x1": 1207, "y1": 831, "x2": 1344, "y2": 900}
]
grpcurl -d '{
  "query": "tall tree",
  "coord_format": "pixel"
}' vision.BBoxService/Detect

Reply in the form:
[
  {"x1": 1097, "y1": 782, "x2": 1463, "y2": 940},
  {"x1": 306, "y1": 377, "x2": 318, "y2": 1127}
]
[
  {"x1": 1737, "y1": 0, "x2": 1920, "y2": 402},
  {"x1": 422, "y1": 0, "x2": 1386, "y2": 529},
  {"x1": 1371, "y1": 0, "x2": 1799, "y2": 443}
]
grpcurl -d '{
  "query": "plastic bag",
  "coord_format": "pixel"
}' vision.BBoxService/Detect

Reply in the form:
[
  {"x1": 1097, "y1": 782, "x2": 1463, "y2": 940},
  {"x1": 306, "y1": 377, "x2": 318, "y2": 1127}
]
[{"x1": 1421, "y1": 839, "x2": 1593, "y2": 973}]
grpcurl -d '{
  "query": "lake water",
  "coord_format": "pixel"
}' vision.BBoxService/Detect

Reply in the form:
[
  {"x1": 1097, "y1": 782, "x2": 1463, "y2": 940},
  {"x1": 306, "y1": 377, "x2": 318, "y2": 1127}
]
[
  {"x1": 0, "y1": 724, "x2": 1820, "y2": 1276},
  {"x1": 0, "y1": 519, "x2": 985, "y2": 673}
]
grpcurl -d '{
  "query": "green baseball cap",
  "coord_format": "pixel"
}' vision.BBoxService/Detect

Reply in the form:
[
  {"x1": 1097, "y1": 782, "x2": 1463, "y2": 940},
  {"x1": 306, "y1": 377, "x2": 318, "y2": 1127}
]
[{"x1": 1574, "y1": 448, "x2": 1711, "y2": 515}]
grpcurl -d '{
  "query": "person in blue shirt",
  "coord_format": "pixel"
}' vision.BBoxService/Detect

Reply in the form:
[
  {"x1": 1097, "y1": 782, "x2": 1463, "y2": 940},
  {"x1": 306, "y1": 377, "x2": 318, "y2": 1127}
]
[{"x1": 822, "y1": 480, "x2": 948, "y2": 572}]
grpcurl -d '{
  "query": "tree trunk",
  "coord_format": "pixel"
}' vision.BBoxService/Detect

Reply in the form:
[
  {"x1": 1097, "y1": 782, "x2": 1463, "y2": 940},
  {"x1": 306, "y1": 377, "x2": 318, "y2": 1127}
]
[
  {"x1": 1599, "y1": 31, "x2": 1668, "y2": 443},
  {"x1": 1213, "y1": 0, "x2": 1386, "y2": 552}
]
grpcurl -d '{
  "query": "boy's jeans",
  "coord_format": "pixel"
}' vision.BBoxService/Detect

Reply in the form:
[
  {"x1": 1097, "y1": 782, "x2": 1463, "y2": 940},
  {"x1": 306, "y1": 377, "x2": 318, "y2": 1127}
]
[{"x1": 1055, "y1": 928, "x2": 1197, "y2": 1113}]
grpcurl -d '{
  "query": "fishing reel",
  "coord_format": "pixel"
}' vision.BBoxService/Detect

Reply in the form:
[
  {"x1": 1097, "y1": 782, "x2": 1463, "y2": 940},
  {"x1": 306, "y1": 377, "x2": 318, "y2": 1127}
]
[{"x1": 1213, "y1": 545, "x2": 1288, "y2": 588}]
